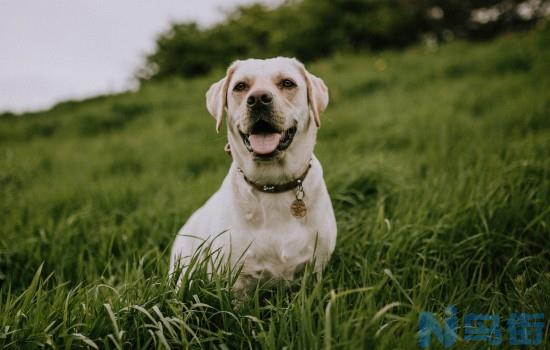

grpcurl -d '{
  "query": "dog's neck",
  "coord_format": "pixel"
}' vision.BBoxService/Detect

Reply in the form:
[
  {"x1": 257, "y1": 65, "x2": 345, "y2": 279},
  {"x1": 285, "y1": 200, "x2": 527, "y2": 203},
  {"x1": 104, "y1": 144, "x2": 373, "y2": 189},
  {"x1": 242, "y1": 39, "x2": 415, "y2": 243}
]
[
  {"x1": 224, "y1": 143, "x2": 312, "y2": 186},
  {"x1": 230, "y1": 150, "x2": 313, "y2": 185},
  {"x1": 238, "y1": 162, "x2": 311, "y2": 193}
]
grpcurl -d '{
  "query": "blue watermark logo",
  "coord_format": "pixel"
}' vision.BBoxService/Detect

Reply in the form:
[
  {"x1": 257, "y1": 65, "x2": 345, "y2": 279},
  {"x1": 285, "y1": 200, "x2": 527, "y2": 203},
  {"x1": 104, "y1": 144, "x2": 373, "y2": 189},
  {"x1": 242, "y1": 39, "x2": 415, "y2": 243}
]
[{"x1": 418, "y1": 306, "x2": 544, "y2": 348}]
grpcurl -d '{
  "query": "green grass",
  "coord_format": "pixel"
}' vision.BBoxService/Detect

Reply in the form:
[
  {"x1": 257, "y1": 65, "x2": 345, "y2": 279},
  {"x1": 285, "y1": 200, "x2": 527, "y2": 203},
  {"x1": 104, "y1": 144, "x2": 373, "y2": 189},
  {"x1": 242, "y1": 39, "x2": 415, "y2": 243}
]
[{"x1": 1, "y1": 25, "x2": 549, "y2": 349}]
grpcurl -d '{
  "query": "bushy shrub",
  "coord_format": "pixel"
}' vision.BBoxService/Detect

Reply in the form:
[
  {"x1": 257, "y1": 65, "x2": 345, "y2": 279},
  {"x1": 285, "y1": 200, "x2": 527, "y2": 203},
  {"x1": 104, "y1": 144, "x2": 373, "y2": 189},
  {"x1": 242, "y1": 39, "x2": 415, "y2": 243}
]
[{"x1": 138, "y1": 0, "x2": 547, "y2": 80}]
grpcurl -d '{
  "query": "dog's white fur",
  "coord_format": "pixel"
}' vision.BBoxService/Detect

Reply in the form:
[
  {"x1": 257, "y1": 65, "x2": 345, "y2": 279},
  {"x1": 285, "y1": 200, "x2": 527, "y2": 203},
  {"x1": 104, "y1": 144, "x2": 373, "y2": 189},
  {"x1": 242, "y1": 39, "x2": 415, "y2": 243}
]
[{"x1": 169, "y1": 57, "x2": 337, "y2": 291}]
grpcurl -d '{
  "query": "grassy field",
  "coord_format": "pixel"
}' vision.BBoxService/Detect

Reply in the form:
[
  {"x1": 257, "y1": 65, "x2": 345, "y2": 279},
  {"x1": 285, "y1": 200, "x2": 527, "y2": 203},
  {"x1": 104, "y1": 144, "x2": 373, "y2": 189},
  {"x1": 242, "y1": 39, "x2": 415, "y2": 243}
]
[{"x1": 1, "y1": 25, "x2": 549, "y2": 349}]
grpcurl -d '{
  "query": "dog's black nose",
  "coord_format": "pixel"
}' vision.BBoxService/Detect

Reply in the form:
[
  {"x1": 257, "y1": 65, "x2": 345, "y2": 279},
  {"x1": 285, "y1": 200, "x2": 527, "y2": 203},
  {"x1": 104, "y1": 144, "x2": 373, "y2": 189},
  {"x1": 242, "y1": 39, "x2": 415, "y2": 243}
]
[{"x1": 247, "y1": 90, "x2": 273, "y2": 108}]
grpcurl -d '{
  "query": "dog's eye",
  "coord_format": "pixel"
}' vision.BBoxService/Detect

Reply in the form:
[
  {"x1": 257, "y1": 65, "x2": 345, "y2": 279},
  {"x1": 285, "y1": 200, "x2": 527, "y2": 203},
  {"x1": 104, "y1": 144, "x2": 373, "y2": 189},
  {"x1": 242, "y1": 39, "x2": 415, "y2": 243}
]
[
  {"x1": 280, "y1": 79, "x2": 296, "y2": 88},
  {"x1": 233, "y1": 82, "x2": 247, "y2": 92}
]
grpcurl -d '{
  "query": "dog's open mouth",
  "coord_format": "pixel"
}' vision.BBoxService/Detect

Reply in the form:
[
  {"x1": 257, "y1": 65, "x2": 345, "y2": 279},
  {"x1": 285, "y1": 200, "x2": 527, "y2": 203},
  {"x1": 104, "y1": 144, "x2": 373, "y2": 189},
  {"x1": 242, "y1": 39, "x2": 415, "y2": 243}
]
[{"x1": 239, "y1": 120, "x2": 297, "y2": 158}]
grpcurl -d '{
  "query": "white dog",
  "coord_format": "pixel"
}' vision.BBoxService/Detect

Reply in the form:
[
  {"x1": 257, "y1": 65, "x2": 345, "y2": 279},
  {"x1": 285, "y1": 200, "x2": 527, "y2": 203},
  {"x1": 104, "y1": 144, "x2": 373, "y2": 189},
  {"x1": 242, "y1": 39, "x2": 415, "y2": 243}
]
[{"x1": 169, "y1": 57, "x2": 337, "y2": 291}]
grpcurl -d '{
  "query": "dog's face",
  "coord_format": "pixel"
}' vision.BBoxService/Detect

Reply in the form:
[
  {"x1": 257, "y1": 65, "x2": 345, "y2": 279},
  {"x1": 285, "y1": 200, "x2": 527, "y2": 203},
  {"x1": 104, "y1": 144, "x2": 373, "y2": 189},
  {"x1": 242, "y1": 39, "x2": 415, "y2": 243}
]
[{"x1": 206, "y1": 57, "x2": 328, "y2": 183}]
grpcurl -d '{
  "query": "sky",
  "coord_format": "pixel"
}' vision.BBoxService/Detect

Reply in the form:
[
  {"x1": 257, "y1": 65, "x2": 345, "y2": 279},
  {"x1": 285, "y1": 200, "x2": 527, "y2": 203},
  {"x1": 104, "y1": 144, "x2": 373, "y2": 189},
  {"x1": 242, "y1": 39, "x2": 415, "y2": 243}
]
[{"x1": 0, "y1": 0, "x2": 275, "y2": 113}]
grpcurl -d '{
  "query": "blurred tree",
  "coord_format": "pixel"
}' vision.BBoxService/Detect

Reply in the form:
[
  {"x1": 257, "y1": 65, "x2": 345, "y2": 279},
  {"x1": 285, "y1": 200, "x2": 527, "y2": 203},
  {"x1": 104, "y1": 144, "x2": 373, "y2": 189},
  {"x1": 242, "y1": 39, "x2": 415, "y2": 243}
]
[{"x1": 137, "y1": 0, "x2": 548, "y2": 81}]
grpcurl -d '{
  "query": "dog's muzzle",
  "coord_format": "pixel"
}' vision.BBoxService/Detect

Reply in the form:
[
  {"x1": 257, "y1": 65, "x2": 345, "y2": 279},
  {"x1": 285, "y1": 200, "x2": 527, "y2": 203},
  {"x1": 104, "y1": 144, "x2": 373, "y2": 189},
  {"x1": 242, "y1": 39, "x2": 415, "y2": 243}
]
[
  {"x1": 239, "y1": 120, "x2": 297, "y2": 160},
  {"x1": 238, "y1": 90, "x2": 297, "y2": 160}
]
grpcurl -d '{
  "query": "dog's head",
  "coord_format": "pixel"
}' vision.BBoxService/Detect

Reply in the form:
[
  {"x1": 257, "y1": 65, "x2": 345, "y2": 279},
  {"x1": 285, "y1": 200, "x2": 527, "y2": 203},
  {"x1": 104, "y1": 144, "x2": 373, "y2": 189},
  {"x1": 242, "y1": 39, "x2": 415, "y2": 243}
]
[{"x1": 206, "y1": 57, "x2": 328, "y2": 183}]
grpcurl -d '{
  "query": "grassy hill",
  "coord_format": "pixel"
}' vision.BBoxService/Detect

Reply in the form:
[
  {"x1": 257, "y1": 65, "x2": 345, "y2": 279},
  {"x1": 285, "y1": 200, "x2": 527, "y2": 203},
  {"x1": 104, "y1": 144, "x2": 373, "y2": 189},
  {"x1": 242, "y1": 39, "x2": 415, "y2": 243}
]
[{"x1": 1, "y1": 25, "x2": 549, "y2": 349}]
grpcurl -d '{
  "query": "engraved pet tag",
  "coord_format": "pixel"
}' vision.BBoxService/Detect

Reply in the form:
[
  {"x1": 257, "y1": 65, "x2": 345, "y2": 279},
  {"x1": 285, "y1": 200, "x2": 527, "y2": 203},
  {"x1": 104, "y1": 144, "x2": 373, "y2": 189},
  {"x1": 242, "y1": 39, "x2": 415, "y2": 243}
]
[{"x1": 290, "y1": 198, "x2": 307, "y2": 218}]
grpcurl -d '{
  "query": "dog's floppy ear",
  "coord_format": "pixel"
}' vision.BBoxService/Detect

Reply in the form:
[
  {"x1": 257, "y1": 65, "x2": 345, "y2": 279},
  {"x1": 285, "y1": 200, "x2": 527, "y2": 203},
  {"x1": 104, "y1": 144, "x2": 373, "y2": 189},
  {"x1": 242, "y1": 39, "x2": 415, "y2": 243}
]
[
  {"x1": 205, "y1": 62, "x2": 238, "y2": 132},
  {"x1": 294, "y1": 60, "x2": 329, "y2": 127}
]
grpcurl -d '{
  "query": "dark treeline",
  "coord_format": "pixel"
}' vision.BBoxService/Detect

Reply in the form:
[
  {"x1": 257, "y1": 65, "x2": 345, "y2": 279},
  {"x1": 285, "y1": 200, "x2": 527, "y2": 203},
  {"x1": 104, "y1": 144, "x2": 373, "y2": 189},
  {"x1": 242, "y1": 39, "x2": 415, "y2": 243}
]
[{"x1": 137, "y1": 0, "x2": 548, "y2": 81}]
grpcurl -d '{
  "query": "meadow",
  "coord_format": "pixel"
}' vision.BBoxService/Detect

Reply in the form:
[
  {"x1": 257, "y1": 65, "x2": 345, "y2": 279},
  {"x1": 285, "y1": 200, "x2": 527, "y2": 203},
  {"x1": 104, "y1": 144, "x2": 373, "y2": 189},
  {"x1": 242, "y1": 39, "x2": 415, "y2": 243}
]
[{"x1": 1, "y1": 25, "x2": 549, "y2": 349}]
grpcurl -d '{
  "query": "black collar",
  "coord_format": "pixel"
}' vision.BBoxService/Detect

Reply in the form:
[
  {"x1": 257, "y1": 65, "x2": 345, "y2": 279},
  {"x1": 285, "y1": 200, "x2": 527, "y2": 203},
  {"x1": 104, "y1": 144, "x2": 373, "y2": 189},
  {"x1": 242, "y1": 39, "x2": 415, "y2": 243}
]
[
  {"x1": 239, "y1": 163, "x2": 311, "y2": 193},
  {"x1": 225, "y1": 142, "x2": 312, "y2": 194}
]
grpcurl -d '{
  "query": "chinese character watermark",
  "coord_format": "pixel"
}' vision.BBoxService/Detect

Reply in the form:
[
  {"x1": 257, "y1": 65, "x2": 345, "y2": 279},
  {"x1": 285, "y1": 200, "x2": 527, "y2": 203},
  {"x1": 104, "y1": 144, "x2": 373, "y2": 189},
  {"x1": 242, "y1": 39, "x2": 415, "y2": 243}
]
[{"x1": 419, "y1": 306, "x2": 545, "y2": 348}]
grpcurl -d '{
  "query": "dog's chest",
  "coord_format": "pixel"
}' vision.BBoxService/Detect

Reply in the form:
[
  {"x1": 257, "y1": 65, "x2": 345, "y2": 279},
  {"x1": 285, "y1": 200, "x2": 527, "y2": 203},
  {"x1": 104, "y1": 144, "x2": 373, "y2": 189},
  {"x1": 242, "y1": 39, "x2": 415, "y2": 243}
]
[
  {"x1": 238, "y1": 231, "x2": 316, "y2": 287},
  {"x1": 233, "y1": 193, "x2": 318, "y2": 282}
]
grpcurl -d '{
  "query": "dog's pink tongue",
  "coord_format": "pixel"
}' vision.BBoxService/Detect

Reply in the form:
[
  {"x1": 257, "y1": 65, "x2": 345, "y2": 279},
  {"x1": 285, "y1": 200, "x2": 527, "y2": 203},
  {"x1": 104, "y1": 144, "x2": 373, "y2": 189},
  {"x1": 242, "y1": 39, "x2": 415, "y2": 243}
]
[{"x1": 249, "y1": 133, "x2": 282, "y2": 154}]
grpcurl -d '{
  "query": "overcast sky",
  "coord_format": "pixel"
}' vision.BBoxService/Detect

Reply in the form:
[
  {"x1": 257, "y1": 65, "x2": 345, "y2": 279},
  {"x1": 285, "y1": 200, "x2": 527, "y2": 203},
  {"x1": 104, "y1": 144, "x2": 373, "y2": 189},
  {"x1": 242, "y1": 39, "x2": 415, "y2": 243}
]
[{"x1": 0, "y1": 0, "x2": 275, "y2": 113}]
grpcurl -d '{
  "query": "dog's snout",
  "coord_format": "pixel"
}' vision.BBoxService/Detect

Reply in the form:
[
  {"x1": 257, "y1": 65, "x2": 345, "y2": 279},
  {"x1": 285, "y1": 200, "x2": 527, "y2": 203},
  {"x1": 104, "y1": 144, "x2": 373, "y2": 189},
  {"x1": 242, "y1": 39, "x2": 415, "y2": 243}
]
[
  {"x1": 260, "y1": 93, "x2": 273, "y2": 104},
  {"x1": 247, "y1": 90, "x2": 273, "y2": 108},
  {"x1": 246, "y1": 95, "x2": 255, "y2": 107}
]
